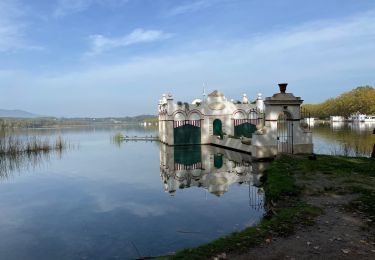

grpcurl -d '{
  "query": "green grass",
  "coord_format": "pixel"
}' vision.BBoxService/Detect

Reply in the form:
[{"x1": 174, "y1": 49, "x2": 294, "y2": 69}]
[{"x1": 263, "y1": 156, "x2": 300, "y2": 202}]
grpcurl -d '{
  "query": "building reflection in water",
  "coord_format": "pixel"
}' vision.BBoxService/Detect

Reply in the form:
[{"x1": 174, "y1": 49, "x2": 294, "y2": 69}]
[{"x1": 160, "y1": 144, "x2": 269, "y2": 210}]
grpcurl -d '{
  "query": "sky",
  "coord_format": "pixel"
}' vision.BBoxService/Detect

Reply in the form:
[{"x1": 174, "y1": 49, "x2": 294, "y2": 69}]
[{"x1": 0, "y1": 0, "x2": 374, "y2": 117}]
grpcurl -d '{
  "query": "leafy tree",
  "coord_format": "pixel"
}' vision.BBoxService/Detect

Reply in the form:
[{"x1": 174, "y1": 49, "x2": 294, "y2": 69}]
[{"x1": 302, "y1": 86, "x2": 375, "y2": 118}]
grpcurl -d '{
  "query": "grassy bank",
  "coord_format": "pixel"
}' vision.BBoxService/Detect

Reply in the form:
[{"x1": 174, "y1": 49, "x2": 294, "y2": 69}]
[{"x1": 165, "y1": 154, "x2": 375, "y2": 259}]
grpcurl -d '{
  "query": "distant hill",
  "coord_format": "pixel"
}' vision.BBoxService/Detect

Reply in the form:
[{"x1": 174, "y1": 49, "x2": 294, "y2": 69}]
[{"x1": 0, "y1": 109, "x2": 39, "y2": 118}]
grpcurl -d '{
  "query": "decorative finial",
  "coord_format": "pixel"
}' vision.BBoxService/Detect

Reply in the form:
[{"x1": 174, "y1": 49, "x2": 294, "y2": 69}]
[{"x1": 278, "y1": 83, "x2": 288, "y2": 93}]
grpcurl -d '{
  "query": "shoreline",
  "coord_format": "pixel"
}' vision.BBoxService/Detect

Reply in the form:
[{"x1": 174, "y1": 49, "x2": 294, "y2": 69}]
[{"x1": 164, "y1": 154, "x2": 375, "y2": 259}]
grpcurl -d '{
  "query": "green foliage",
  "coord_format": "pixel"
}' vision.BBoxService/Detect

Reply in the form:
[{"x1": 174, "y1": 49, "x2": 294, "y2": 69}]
[
  {"x1": 183, "y1": 102, "x2": 190, "y2": 111},
  {"x1": 303, "y1": 86, "x2": 375, "y2": 118},
  {"x1": 0, "y1": 115, "x2": 158, "y2": 128}
]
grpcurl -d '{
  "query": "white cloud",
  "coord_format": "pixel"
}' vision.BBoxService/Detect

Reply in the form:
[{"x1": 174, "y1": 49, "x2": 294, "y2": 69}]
[
  {"x1": 87, "y1": 28, "x2": 173, "y2": 55},
  {"x1": 2, "y1": 10, "x2": 375, "y2": 116},
  {"x1": 0, "y1": 0, "x2": 43, "y2": 52},
  {"x1": 167, "y1": 0, "x2": 218, "y2": 16},
  {"x1": 54, "y1": 0, "x2": 93, "y2": 17},
  {"x1": 0, "y1": 0, "x2": 25, "y2": 52},
  {"x1": 54, "y1": 0, "x2": 129, "y2": 17}
]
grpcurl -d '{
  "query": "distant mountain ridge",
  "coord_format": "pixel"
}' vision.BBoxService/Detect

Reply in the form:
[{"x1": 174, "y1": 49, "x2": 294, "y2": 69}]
[{"x1": 0, "y1": 109, "x2": 39, "y2": 118}]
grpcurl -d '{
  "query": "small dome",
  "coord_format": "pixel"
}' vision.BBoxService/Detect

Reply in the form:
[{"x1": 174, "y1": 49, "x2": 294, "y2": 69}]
[
  {"x1": 208, "y1": 90, "x2": 224, "y2": 97},
  {"x1": 191, "y1": 99, "x2": 202, "y2": 105}
]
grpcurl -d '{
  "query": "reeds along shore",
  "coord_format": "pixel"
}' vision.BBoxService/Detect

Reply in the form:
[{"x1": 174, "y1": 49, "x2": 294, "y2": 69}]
[{"x1": 0, "y1": 135, "x2": 66, "y2": 156}]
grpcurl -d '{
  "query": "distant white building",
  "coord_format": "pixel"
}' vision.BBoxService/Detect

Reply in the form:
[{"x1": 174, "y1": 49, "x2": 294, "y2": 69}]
[
  {"x1": 330, "y1": 116, "x2": 345, "y2": 122},
  {"x1": 349, "y1": 112, "x2": 375, "y2": 122}
]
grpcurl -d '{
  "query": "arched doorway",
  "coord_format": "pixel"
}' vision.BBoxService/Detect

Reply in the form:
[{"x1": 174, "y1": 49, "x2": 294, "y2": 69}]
[
  {"x1": 233, "y1": 111, "x2": 257, "y2": 138},
  {"x1": 277, "y1": 112, "x2": 293, "y2": 153},
  {"x1": 213, "y1": 119, "x2": 222, "y2": 136},
  {"x1": 173, "y1": 112, "x2": 201, "y2": 145}
]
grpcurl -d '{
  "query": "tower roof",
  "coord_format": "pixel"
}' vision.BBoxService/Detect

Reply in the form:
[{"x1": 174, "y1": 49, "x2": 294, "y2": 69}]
[{"x1": 208, "y1": 90, "x2": 224, "y2": 97}]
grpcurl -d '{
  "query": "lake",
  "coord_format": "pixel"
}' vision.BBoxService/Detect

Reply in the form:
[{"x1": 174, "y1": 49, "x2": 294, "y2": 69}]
[{"x1": 0, "y1": 122, "x2": 373, "y2": 259}]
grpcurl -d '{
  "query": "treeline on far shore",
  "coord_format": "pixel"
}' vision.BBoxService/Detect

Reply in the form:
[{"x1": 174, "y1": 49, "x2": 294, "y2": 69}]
[
  {"x1": 0, "y1": 115, "x2": 157, "y2": 128},
  {"x1": 302, "y1": 86, "x2": 375, "y2": 119}
]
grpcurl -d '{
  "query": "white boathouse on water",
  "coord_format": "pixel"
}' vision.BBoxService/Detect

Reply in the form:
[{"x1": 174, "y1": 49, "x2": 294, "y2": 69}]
[{"x1": 158, "y1": 83, "x2": 313, "y2": 159}]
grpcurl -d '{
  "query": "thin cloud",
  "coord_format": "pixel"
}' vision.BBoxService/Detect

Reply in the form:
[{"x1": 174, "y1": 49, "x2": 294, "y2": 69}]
[
  {"x1": 54, "y1": 0, "x2": 129, "y2": 17},
  {"x1": 86, "y1": 28, "x2": 173, "y2": 55},
  {"x1": 0, "y1": 0, "x2": 42, "y2": 52},
  {"x1": 167, "y1": 0, "x2": 216, "y2": 16},
  {"x1": 2, "y1": 10, "x2": 375, "y2": 116}
]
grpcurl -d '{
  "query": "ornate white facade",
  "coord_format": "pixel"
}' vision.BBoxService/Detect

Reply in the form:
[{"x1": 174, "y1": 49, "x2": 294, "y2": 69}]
[{"x1": 158, "y1": 83, "x2": 313, "y2": 158}]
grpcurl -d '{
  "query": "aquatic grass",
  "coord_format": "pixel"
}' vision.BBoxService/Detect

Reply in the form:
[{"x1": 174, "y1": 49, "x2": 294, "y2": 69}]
[
  {"x1": 0, "y1": 135, "x2": 67, "y2": 156},
  {"x1": 113, "y1": 132, "x2": 124, "y2": 142}
]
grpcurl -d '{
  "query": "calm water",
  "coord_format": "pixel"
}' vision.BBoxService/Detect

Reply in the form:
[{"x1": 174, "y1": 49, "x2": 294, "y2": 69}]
[
  {"x1": 0, "y1": 122, "x2": 373, "y2": 259},
  {"x1": 0, "y1": 126, "x2": 265, "y2": 259},
  {"x1": 312, "y1": 122, "x2": 375, "y2": 157}
]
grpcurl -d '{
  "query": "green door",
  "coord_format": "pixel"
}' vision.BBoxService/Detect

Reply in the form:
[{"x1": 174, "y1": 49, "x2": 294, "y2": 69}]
[
  {"x1": 174, "y1": 124, "x2": 201, "y2": 145},
  {"x1": 213, "y1": 119, "x2": 222, "y2": 136},
  {"x1": 234, "y1": 123, "x2": 256, "y2": 138}
]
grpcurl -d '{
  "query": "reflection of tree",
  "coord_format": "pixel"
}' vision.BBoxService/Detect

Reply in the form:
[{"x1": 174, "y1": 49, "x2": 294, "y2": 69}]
[{"x1": 313, "y1": 123, "x2": 375, "y2": 156}]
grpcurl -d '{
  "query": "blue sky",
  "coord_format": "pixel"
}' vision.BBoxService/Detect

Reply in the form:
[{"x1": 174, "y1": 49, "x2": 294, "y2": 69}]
[{"x1": 0, "y1": 0, "x2": 374, "y2": 117}]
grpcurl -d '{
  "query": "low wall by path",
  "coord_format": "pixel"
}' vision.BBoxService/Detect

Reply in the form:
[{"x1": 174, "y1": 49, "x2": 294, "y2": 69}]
[{"x1": 210, "y1": 136, "x2": 252, "y2": 154}]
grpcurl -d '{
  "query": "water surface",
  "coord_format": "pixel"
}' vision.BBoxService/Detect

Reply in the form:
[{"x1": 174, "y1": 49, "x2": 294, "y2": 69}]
[
  {"x1": 0, "y1": 126, "x2": 264, "y2": 259},
  {"x1": 0, "y1": 122, "x2": 373, "y2": 259}
]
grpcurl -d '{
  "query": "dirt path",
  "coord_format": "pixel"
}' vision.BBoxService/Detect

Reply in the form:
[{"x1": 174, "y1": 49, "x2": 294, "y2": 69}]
[{"x1": 228, "y1": 194, "x2": 375, "y2": 260}]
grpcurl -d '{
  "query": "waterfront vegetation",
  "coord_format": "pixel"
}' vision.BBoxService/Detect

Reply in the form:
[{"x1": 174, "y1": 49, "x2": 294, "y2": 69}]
[
  {"x1": 0, "y1": 133, "x2": 68, "y2": 179},
  {"x1": 303, "y1": 86, "x2": 375, "y2": 118},
  {"x1": 0, "y1": 128, "x2": 67, "y2": 157},
  {"x1": 0, "y1": 135, "x2": 66, "y2": 156},
  {"x1": 167, "y1": 154, "x2": 375, "y2": 259},
  {"x1": 0, "y1": 115, "x2": 157, "y2": 128}
]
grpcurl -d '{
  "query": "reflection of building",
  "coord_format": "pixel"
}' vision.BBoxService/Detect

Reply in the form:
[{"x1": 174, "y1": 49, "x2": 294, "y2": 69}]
[
  {"x1": 159, "y1": 144, "x2": 267, "y2": 209},
  {"x1": 331, "y1": 121, "x2": 345, "y2": 130},
  {"x1": 330, "y1": 116, "x2": 345, "y2": 122},
  {"x1": 158, "y1": 83, "x2": 313, "y2": 158},
  {"x1": 348, "y1": 122, "x2": 375, "y2": 132}
]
